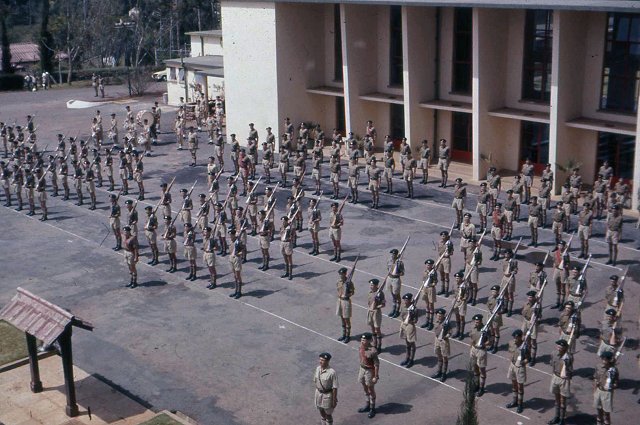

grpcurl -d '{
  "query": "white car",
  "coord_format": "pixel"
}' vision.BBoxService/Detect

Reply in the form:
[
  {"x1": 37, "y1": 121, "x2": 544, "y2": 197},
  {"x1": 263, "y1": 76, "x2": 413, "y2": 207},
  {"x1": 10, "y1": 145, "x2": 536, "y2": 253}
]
[{"x1": 152, "y1": 70, "x2": 167, "y2": 81}]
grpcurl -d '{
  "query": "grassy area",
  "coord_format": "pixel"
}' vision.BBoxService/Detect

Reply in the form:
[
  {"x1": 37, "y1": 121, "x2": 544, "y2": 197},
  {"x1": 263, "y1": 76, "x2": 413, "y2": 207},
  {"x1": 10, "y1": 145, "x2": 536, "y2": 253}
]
[
  {"x1": 138, "y1": 413, "x2": 184, "y2": 425},
  {"x1": 0, "y1": 320, "x2": 28, "y2": 366}
]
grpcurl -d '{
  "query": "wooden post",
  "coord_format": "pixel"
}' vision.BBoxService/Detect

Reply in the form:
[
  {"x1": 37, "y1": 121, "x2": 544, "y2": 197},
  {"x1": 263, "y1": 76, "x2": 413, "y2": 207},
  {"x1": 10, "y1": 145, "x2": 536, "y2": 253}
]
[
  {"x1": 25, "y1": 332, "x2": 43, "y2": 393},
  {"x1": 58, "y1": 326, "x2": 78, "y2": 417}
]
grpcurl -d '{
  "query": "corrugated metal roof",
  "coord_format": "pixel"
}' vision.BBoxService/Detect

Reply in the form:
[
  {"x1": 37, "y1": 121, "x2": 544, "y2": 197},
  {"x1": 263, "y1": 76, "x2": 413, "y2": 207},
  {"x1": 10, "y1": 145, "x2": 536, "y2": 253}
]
[
  {"x1": 0, "y1": 43, "x2": 39, "y2": 65},
  {"x1": 0, "y1": 288, "x2": 92, "y2": 346}
]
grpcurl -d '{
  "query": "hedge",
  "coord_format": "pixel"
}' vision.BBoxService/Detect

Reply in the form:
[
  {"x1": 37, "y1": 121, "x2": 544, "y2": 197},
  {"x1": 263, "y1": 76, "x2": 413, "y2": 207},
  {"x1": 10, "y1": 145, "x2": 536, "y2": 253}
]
[{"x1": 0, "y1": 73, "x2": 24, "y2": 91}]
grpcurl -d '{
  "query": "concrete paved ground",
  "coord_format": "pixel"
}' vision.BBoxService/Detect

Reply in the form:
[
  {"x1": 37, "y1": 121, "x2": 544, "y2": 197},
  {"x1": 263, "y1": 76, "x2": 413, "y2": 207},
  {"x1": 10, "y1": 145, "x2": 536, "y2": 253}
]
[{"x1": 0, "y1": 86, "x2": 639, "y2": 425}]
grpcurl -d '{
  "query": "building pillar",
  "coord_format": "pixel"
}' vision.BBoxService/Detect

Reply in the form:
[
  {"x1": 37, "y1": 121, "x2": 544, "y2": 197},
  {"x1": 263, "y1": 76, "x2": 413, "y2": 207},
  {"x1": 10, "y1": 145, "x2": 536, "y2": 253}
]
[
  {"x1": 59, "y1": 327, "x2": 78, "y2": 417},
  {"x1": 25, "y1": 333, "x2": 42, "y2": 393},
  {"x1": 634, "y1": 99, "x2": 640, "y2": 212},
  {"x1": 402, "y1": 6, "x2": 436, "y2": 150}
]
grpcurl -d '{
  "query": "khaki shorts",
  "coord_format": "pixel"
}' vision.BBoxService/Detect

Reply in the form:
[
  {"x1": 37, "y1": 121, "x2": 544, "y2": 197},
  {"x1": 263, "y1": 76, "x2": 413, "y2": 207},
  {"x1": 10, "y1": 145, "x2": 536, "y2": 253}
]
[
  {"x1": 184, "y1": 245, "x2": 196, "y2": 260},
  {"x1": 491, "y1": 226, "x2": 502, "y2": 240},
  {"x1": 280, "y1": 241, "x2": 293, "y2": 256},
  {"x1": 597, "y1": 341, "x2": 615, "y2": 357},
  {"x1": 315, "y1": 390, "x2": 335, "y2": 414},
  {"x1": 214, "y1": 145, "x2": 223, "y2": 158},
  {"x1": 312, "y1": 168, "x2": 320, "y2": 180},
  {"x1": 419, "y1": 159, "x2": 428, "y2": 169},
  {"x1": 593, "y1": 388, "x2": 613, "y2": 413},
  {"x1": 528, "y1": 216, "x2": 539, "y2": 227},
  {"x1": 384, "y1": 168, "x2": 393, "y2": 179},
  {"x1": 336, "y1": 298, "x2": 352, "y2": 318},
  {"x1": 164, "y1": 239, "x2": 177, "y2": 254},
  {"x1": 259, "y1": 235, "x2": 270, "y2": 250},
  {"x1": 294, "y1": 166, "x2": 302, "y2": 176},
  {"x1": 422, "y1": 286, "x2": 436, "y2": 303},
  {"x1": 476, "y1": 203, "x2": 487, "y2": 216},
  {"x1": 489, "y1": 188, "x2": 498, "y2": 199},
  {"x1": 452, "y1": 198, "x2": 464, "y2": 210},
  {"x1": 368, "y1": 180, "x2": 378, "y2": 191},
  {"x1": 514, "y1": 194, "x2": 521, "y2": 205},
  {"x1": 507, "y1": 363, "x2": 527, "y2": 384},
  {"x1": 389, "y1": 277, "x2": 401, "y2": 295},
  {"x1": 563, "y1": 204, "x2": 571, "y2": 216},
  {"x1": 434, "y1": 338, "x2": 450, "y2": 357},
  {"x1": 464, "y1": 263, "x2": 479, "y2": 284},
  {"x1": 357, "y1": 367, "x2": 375, "y2": 386},
  {"x1": 348, "y1": 176, "x2": 358, "y2": 188},
  {"x1": 438, "y1": 257, "x2": 451, "y2": 275},
  {"x1": 181, "y1": 210, "x2": 192, "y2": 224},
  {"x1": 330, "y1": 172, "x2": 339, "y2": 183},
  {"x1": 438, "y1": 158, "x2": 449, "y2": 171},
  {"x1": 145, "y1": 230, "x2": 157, "y2": 245},
  {"x1": 504, "y1": 210, "x2": 514, "y2": 223},
  {"x1": 229, "y1": 254, "x2": 242, "y2": 272},
  {"x1": 521, "y1": 321, "x2": 537, "y2": 339},
  {"x1": 203, "y1": 252, "x2": 216, "y2": 267},
  {"x1": 578, "y1": 224, "x2": 590, "y2": 241},
  {"x1": 470, "y1": 346, "x2": 487, "y2": 368},
  {"x1": 330, "y1": 227, "x2": 341, "y2": 241},
  {"x1": 124, "y1": 250, "x2": 137, "y2": 266},
  {"x1": 552, "y1": 221, "x2": 563, "y2": 234},
  {"x1": 453, "y1": 302, "x2": 467, "y2": 317},
  {"x1": 278, "y1": 162, "x2": 286, "y2": 174},
  {"x1": 134, "y1": 171, "x2": 142, "y2": 183},
  {"x1": 400, "y1": 323, "x2": 417, "y2": 343},
  {"x1": 550, "y1": 375, "x2": 571, "y2": 398},
  {"x1": 524, "y1": 176, "x2": 533, "y2": 187},
  {"x1": 605, "y1": 229, "x2": 619, "y2": 244},
  {"x1": 110, "y1": 217, "x2": 121, "y2": 231},
  {"x1": 38, "y1": 191, "x2": 46, "y2": 203},
  {"x1": 367, "y1": 309, "x2": 382, "y2": 328}
]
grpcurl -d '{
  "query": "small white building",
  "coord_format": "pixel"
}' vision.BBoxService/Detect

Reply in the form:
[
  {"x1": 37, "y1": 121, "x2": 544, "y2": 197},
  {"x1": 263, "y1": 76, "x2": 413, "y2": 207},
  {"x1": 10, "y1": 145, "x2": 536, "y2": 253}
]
[{"x1": 164, "y1": 30, "x2": 224, "y2": 106}]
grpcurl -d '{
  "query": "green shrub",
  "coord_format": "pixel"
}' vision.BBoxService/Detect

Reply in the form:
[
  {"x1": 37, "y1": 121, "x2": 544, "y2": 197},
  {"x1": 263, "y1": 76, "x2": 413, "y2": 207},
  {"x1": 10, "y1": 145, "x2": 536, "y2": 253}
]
[{"x1": 0, "y1": 72, "x2": 24, "y2": 91}]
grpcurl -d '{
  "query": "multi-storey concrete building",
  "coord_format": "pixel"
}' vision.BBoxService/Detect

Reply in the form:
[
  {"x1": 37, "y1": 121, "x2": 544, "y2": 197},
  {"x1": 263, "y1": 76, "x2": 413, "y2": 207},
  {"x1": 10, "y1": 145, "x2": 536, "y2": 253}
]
[{"x1": 220, "y1": 0, "x2": 640, "y2": 208}]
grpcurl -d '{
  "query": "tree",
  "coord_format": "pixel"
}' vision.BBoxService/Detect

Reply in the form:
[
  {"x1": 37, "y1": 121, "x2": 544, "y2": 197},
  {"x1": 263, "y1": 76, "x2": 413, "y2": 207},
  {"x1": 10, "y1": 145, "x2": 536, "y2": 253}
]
[
  {"x1": 1, "y1": 15, "x2": 12, "y2": 73},
  {"x1": 456, "y1": 367, "x2": 479, "y2": 425},
  {"x1": 39, "y1": 0, "x2": 54, "y2": 72}
]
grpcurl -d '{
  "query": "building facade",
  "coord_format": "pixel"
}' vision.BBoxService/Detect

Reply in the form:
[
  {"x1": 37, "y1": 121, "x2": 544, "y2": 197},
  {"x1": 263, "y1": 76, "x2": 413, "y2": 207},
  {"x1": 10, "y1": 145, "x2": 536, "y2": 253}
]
[
  {"x1": 221, "y1": 0, "x2": 640, "y2": 209},
  {"x1": 165, "y1": 30, "x2": 224, "y2": 106}
]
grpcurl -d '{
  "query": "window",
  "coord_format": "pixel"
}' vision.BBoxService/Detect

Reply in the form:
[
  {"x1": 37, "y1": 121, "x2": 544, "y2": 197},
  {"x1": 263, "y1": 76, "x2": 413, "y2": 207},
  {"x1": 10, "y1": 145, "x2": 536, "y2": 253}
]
[
  {"x1": 597, "y1": 132, "x2": 635, "y2": 179},
  {"x1": 600, "y1": 13, "x2": 640, "y2": 112},
  {"x1": 389, "y1": 5, "x2": 403, "y2": 86},
  {"x1": 389, "y1": 104, "x2": 405, "y2": 140},
  {"x1": 522, "y1": 10, "x2": 553, "y2": 102},
  {"x1": 451, "y1": 112, "x2": 472, "y2": 164},
  {"x1": 335, "y1": 97, "x2": 345, "y2": 134},
  {"x1": 452, "y1": 8, "x2": 472, "y2": 94},
  {"x1": 334, "y1": 4, "x2": 343, "y2": 82},
  {"x1": 520, "y1": 122, "x2": 549, "y2": 171}
]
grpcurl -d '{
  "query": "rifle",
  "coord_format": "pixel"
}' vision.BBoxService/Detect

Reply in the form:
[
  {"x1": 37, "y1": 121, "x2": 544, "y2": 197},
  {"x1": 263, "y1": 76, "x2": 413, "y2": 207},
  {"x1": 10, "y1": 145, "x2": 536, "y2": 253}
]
[
  {"x1": 344, "y1": 255, "x2": 360, "y2": 293},
  {"x1": 244, "y1": 176, "x2": 262, "y2": 204},
  {"x1": 375, "y1": 274, "x2": 390, "y2": 298},
  {"x1": 171, "y1": 180, "x2": 198, "y2": 226},
  {"x1": 558, "y1": 232, "x2": 574, "y2": 269},
  {"x1": 114, "y1": 187, "x2": 124, "y2": 203},
  {"x1": 613, "y1": 337, "x2": 626, "y2": 361},
  {"x1": 439, "y1": 298, "x2": 457, "y2": 340},
  {"x1": 477, "y1": 299, "x2": 504, "y2": 348},
  {"x1": 612, "y1": 267, "x2": 627, "y2": 308},
  {"x1": 462, "y1": 230, "x2": 487, "y2": 282},
  {"x1": 390, "y1": 235, "x2": 411, "y2": 276},
  {"x1": 259, "y1": 198, "x2": 278, "y2": 234},
  {"x1": 416, "y1": 250, "x2": 448, "y2": 304},
  {"x1": 576, "y1": 254, "x2": 591, "y2": 294},
  {"x1": 336, "y1": 194, "x2": 349, "y2": 214},
  {"x1": 155, "y1": 176, "x2": 177, "y2": 214}
]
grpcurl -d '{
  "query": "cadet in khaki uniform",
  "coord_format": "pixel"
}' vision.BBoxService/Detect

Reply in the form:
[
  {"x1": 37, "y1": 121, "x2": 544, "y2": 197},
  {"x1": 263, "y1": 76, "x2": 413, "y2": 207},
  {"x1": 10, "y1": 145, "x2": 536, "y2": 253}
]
[
  {"x1": 109, "y1": 194, "x2": 122, "y2": 250},
  {"x1": 183, "y1": 223, "x2": 197, "y2": 281},
  {"x1": 528, "y1": 196, "x2": 542, "y2": 247},
  {"x1": 162, "y1": 215, "x2": 178, "y2": 272},
  {"x1": 308, "y1": 198, "x2": 321, "y2": 255},
  {"x1": 280, "y1": 216, "x2": 294, "y2": 279},
  {"x1": 522, "y1": 290, "x2": 541, "y2": 365},
  {"x1": 605, "y1": 205, "x2": 623, "y2": 265},
  {"x1": 486, "y1": 285, "x2": 503, "y2": 353},
  {"x1": 256, "y1": 210, "x2": 271, "y2": 270},
  {"x1": 452, "y1": 271, "x2": 468, "y2": 340},
  {"x1": 503, "y1": 190, "x2": 517, "y2": 240},
  {"x1": 477, "y1": 183, "x2": 490, "y2": 232},
  {"x1": 502, "y1": 248, "x2": 518, "y2": 317},
  {"x1": 202, "y1": 226, "x2": 217, "y2": 289},
  {"x1": 593, "y1": 174, "x2": 608, "y2": 219},
  {"x1": 558, "y1": 301, "x2": 578, "y2": 353},
  {"x1": 123, "y1": 226, "x2": 139, "y2": 288},
  {"x1": 366, "y1": 279, "x2": 385, "y2": 353},
  {"x1": 314, "y1": 352, "x2": 338, "y2": 425},
  {"x1": 357, "y1": 333, "x2": 380, "y2": 419},
  {"x1": 403, "y1": 153, "x2": 416, "y2": 199},
  {"x1": 551, "y1": 241, "x2": 570, "y2": 309},
  {"x1": 438, "y1": 139, "x2": 450, "y2": 187},
  {"x1": 347, "y1": 154, "x2": 361, "y2": 203},
  {"x1": 399, "y1": 293, "x2": 418, "y2": 368},
  {"x1": 419, "y1": 139, "x2": 430, "y2": 184},
  {"x1": 144, "y1": 206, "x2": 159, "y2": 265},
  {"x1": 368, "y1": 157, "x2": 382, "y2": 209},
  {"x1": 329, "y1": 202, "x2": 343, "y2": 262},
  {"x1": 464, "y1": 237, "x2": 482, "y2": 305},
  {"x1": 552, "y1": 203, "x2": 566, "y2": 244},
  {"x1": 84, "y1": 159, "x2": 97, "y2": 210},
  {"x1": 23, "y1": 168, "x2": 36, "y2": 215},
  {"x1": 336, "y1": 268, "x2": 355, "y2": 343},
  {"x1": 549, "y1": 339, "x2": 573, "y2": 425},
  {"x1": 490, "y1": 204, "x2": 506, "y2": 260},
  {"x1": 437, "y1": 230, "x2": 454, "y2": 297},
  {"x1": 452, "y1": 178, "x2": 466, "y2": 228},
  {"x1": 459, "y1": 213, "x2": 476, "y2": 262},
  {"x1": 432, "y1": 308, "x2": 451, "y2": 382},
  {"x1": 228, "y1": 228, "x2": 245, "y2": 298},
  {"x1": 420, "y1": 259, "x2": 438, "y2": 329},
  {"x1": 593, "y1": 351, "x2": 618, "y2": 425},
  {"x1": 577, "y1": 203, "x2": 593, "y2": 258},
  {"x1": 487, "y1": 167, "x2": 501, "y2": 211},
  {"x1": 386, "y1": 248, "x2": 405, "y2": 318},
  {"x1": 180, "y1": 188, "x2": 193, "y2": 229},
  {"x1": 598, "y1": 309, "x2": 622, "y2": 357},
  {"x1": 521, "y1": 159, "x2": 535, "y2": 204},
  {"x1": 470, "y1": 314, "x2": 489, "y2": 397},
  {"x1": 569, "y1": 168, "x2": 583, "y2": 213},
  {"x1": 34, "y1": 168, "x2": 47, "y2": 220},
  {"x1": 604, "y1": 275, "x2": 623, "y2": 313},
  {"x1": 125, "y1": 199, "x2": 138, "y2": 236},
  {"x1": 506, "y1": 329, "x2": 528, "y2": 413},
  {"x1": 384, "y1": 154, "x2": 394, "y2": 194}
]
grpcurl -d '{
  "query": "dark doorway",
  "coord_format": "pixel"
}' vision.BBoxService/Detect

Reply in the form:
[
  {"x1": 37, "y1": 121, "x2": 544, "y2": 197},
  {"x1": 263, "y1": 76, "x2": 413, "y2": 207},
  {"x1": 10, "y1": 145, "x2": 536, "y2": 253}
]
[
  {"x1": 389, "y1": 104, "x2": 405, "y2": 143},
  {"x1": 335, "y1": 97, "x2": 346, "y2": 134},
  {"x1": 451, "y1": 111, "x2": 472, "y2": 163}
]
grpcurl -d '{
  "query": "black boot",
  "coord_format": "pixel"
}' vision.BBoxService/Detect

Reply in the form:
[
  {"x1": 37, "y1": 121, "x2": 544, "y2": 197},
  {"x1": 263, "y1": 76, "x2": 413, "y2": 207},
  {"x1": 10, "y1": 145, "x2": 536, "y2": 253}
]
[
  {"x1": 358, "y1": 403, "x2": 370, "y2": 413},
  {"x1": 506, "y1": 397, "x2": 518, "y2": 408}
]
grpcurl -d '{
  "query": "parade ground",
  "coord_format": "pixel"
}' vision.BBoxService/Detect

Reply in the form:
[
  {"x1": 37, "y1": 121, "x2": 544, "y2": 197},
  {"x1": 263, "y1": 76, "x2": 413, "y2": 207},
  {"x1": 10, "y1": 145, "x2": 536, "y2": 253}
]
[{"x1": 1, "y1": 86, "x2": 639, "y2": 425}]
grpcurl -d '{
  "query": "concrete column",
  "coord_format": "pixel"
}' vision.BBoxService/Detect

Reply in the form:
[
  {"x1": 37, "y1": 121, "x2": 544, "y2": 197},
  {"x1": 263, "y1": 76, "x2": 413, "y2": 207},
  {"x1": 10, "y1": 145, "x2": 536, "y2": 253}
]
[
  {"x1": 26, "y1": 333, "x2": 42, "y2": 393},
  {"x1": 402, "y1": 6, "x2": 436, "y2": 150},
  {"x1": 341, "y1": 4, "x2": 379, "y2": 139},
  {"x1": 550, "y1": 10, "x2": 589, "y2": 194},
  {"x1": 472, "y1": 8, "x2": 509, "y2": 181},
  {"x1": 59, "y1": 327, "x2": 78, "y2": 417},
  {"x1": 221, "y1": 1, "x2": 279, "y2": 146}
]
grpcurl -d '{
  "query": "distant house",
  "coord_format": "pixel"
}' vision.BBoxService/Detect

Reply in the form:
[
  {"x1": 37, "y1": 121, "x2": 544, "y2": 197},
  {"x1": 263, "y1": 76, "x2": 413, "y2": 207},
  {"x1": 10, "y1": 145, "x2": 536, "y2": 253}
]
[
  {"x1": 164, "y1": 30, "x2": 224, "y2": 106},
  {"x1": 0, "y1": 42, "x2": 69, "y2": 72}
]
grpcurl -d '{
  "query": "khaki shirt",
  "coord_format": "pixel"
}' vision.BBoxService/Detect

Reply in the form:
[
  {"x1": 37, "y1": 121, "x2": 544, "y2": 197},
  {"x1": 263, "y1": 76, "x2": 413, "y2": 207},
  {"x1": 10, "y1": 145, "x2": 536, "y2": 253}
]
[
  {"x1": 551, "y1": 351, "x2": 573, "y2": 378},
  {"x1": 470, "y1": 326, "x2": 486, "y2": 349},
  {"x1": 593, "y1": 364, "x2": 617, "y2": 391},
  {"x1": 607, "y1": 215, "x2": 623, "y2": 232},
  {"x1": 336, "y1": 277, "x2": 355, "y2": 299}
]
